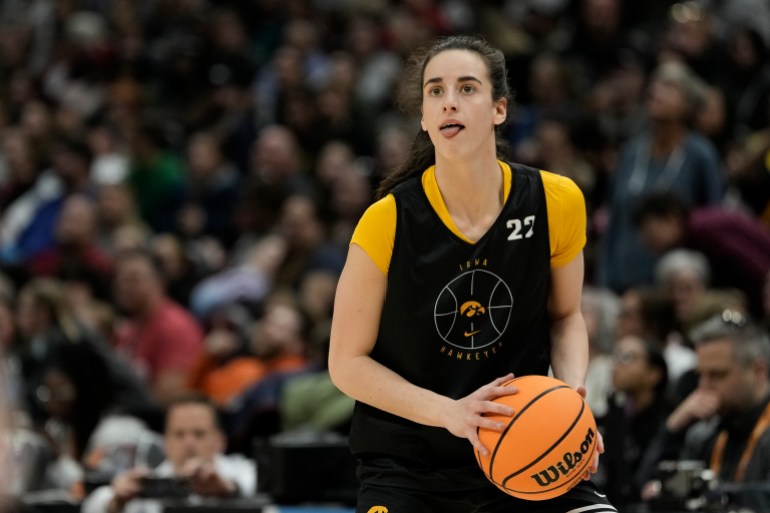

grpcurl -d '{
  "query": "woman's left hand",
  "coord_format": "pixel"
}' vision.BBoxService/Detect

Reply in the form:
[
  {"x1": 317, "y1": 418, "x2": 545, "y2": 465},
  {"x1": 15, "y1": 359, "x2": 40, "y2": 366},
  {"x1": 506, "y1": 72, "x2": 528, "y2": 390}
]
[{"x1": 575, "y1": 385, "x2": 603, "y2": 480}]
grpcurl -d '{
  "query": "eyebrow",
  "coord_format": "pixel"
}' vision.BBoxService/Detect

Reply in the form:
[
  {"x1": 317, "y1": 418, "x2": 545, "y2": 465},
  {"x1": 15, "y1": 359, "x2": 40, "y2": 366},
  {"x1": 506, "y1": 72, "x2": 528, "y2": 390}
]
[{"x1": 423, "y1": 75, "x2": 483, "y2": 88}]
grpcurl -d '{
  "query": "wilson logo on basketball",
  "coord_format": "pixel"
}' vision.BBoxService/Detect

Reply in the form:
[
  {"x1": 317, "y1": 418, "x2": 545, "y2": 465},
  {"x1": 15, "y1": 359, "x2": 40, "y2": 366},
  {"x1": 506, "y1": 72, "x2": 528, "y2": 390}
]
[{"x1": 530, "y1": 427, "x2": 595, "y2": 487}]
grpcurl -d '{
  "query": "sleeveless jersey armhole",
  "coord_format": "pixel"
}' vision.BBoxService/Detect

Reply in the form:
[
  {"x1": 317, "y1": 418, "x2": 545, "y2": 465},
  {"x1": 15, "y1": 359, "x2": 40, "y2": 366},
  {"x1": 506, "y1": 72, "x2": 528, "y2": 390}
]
[{"x1": 350, "y1": 194, "x2": 397, "y2": 275}]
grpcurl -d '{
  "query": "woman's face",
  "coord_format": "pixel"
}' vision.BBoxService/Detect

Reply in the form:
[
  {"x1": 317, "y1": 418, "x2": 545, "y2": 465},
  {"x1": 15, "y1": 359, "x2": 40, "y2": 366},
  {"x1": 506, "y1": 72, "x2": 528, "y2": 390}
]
[
  {"x1": 37, "y1": 368, "x2": 76, "y2": 419},
  {"x1": 646, "y1": 77, "x2": 689, "y2": 123},
  {"x1": 16, "y1": 290, "x2": 45, "y2": 338},
  {"x1": 420, "y1": 49, "x2": 506, "y2": 162},
  {"x1": 611, "y1": 335, "x2": 650, "y2": 392}
]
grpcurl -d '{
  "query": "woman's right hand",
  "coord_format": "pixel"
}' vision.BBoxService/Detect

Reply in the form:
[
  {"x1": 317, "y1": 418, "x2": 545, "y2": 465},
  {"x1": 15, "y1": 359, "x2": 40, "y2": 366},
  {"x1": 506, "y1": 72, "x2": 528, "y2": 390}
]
[{"x1": 444, "y1": 373, "x2": 518, "y2": 456}]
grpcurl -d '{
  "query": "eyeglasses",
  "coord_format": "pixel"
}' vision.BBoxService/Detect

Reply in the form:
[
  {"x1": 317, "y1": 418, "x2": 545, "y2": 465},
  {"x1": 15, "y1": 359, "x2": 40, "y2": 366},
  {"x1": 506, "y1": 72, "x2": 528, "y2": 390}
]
[
  {"x1": 612, "y1": 350, "x2": 644, "y2": 365},
  {"x1": 36, "y1": 384, "x2": 76, "y2": 404}
]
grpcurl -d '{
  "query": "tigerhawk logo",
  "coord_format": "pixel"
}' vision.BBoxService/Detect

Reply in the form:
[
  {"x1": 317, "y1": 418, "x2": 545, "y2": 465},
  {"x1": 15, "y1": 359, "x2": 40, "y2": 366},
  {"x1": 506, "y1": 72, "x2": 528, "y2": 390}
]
[
  {"x1": 460, "y1": 301, "x2": 486, "y2": 318},
  {"x1": 434, "y1": 268, "x2": 513, "y2": 350},
  {"x1": 530, "y1": 427, "x2": 595, "y2": 487},
  {"x1": 367, "y1": 507, "x2": 388, "y2": 513}
]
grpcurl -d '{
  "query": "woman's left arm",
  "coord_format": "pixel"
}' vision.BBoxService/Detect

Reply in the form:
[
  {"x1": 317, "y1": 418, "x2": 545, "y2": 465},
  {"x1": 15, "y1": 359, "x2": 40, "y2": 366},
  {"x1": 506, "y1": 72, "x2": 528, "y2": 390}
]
[
  {"x1": 549, "y1": 251, "x2": 602, "y2": 480},
  {"x1": 549, "y1": 251, "x2": 588, "y2": 389}
]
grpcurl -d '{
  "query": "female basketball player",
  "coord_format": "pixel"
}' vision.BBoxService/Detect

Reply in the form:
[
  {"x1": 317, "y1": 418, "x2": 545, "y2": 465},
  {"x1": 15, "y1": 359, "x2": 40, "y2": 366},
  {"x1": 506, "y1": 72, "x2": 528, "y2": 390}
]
[{"x1": 328, "y1": 35, "x2": 617, "y2": 513}]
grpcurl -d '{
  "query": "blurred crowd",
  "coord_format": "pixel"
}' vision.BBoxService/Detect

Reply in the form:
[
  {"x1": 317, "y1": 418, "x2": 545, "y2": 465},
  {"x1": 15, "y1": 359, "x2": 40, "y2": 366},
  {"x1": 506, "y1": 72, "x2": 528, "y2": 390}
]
[{"x1": 0, "y1": 0, "x2": 769, "y2": 510}]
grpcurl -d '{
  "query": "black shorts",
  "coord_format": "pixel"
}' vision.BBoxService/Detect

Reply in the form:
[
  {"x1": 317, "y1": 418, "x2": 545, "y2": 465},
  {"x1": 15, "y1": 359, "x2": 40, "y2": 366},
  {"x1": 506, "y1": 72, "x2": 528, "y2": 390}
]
[{"x1": 355, "y1": 457, "x2": 618, "y2": 513}]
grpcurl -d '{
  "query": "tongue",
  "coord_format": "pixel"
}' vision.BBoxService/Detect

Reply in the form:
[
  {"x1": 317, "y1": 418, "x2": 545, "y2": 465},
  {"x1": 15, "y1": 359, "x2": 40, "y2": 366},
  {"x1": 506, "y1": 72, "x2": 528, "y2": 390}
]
[{"x1": 441, "y1": 126, "x2": 463, "y2": 137}]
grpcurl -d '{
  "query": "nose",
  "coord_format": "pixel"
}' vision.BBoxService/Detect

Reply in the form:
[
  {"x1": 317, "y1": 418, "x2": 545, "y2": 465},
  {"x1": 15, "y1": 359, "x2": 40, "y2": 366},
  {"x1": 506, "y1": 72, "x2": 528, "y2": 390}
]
[{"x1": 443, "y1": 90, "x2": 458, "y2": 111}]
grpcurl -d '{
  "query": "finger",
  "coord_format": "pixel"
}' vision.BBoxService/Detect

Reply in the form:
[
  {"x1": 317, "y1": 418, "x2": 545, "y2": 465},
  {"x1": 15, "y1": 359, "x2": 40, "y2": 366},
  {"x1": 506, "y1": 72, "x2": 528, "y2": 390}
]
[
  {"x1": 596, "y1": 432, "x2": 605, "y2": 454},
  {"x1": 470, "y1": 434, "x2": 490, "y2": 457},
  {"x1": 575, "y1": 385, "x2": 587, "y2": 399},
  {"x1": 490, "y1": 384, "x2": 518, "y2": 397},
  {"x1": 490, "y1": 373, "x2": 514, "y2": 387},
  {"x1": 478, "y1": 417, "x2": 508, "y2": 432},
  {"x1": 483, "y1": 401, "x2": 514, "y2": 417}
]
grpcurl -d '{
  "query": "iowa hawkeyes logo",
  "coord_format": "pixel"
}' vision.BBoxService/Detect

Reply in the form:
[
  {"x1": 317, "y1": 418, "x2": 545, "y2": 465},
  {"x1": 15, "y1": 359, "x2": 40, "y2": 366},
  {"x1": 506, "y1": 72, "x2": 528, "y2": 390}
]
[
  {"x1": 434, "y1": 269, "x2": 513, "y2": 349},
  {"x1": 460, "y1": 301, "x2": 486, "y2": 318},
  {"x1": 366, "y1": 507, "x2": 388, "y2": 513}
]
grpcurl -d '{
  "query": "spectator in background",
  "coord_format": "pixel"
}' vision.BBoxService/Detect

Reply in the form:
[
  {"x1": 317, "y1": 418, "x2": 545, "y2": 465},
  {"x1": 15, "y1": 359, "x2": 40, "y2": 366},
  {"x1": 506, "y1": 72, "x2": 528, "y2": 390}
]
[
  {"x1": 326, "y1": 157, "x2": 374, "y2": 248},
  {"x1": 227, "y1": 294, "x2": 313, "y2": 450},
  {"x1": 565, "y1": 0, "x2": 631, "y2": 87},
  {"x1": 0, "y1": 128, "x2": 40, "y2": 211},
  {"x1": 0, "y1": 136, "x2": 94, "y2": 266},
  {"x1": 14, "y1": 278, "x2": 151, "y2": 431},
  {"x1": 633, "y1": 189, "x2": 770, "y2": 317},
  {"x1": 659, "y1": 2, "x2": 728, "y2": 86},
  {"x1": 150, "y1": 233, "x2": 206, "y2": 310},
  {"x1": 616, "y1": 286, "x2": 678, "y2": 343},
  {"x1": 724, "y1": 96, "x2": 770, "y2": 224},
  {"x1": 582, "y1": 285, "x2": 621, "y2": 419},
  {"x1": 26, "y1": 193, "x2": 113, "y2": 286},
  {"x1": 33, "y1": 341, "x2": 116, "y2": 495},
  {"x1": 247, "y1": 124, "x2": 314, "y2": 200},
  {"x1": 126, "y1": 121, "x2": 185, "y2": 233},
  {"x1": 81, "y1": 394, "x2": 256, "y2": 513},
  {"x1": 273, "y1": 194, "x2": 345, "y2": 291},
  {"x1": 94, "y1": 180, "x2": 150, "y2": 258},
  {"x1": 0, "y1": 282, "x2": 30, "y2": 431},
  {"x1": 279, "y1": 328, "x2": 355, "y2": 436},
  {"x1": 18, "y1": 99, "x2": 57, "y2": 168},
  {"x1": 177, "y1": 131, "x2": 240, "y2": 247},
  {"x1": 313, "y1": 140, "x2": 357, "y2": 194},
  {"x1": 642, "y1": 311, "x2": 770, "y2": 500},
  {"x1": 189, "y1": 233, "x2": 287, "y2": 321},
  {"x1": 722, "y1": 26, "x2": 770, "y2": 141},
  {"x1": 86, "y1": 120, "x2": 129, "y2": 187},
  {"x1": 344, "y1": 13, "x2": 403, "y2": 115},
  {"x1": 373, "y1": 122, "x2": 412, "y2": 184},
  {"x1": 615, "y1": 285, "x2": 693, "y2": 389},
  {"x1": 527, "y1": 117, "x2": 598, "y2": 207},
  {"x1": 599, "y1": 60, "x2": 724, "y2": 294},
  {"x1": 510, "y1": 53, "x2": 579, "y2": 155},
  {"x1": 653, "y1": 249, "x2": 711, "y2": 331},
  {"x1": 112, "y1": 249, "x2": 203, "y2": 406},
  {"x1": 693, "y1": 84, "x2": 730, "y2": 156},
  {"x1": 187, "y1": 303, "x2": 263, "y2": 409},
  {"x1": 601, "y1": 334, "x2": 670, "y2": 509}
]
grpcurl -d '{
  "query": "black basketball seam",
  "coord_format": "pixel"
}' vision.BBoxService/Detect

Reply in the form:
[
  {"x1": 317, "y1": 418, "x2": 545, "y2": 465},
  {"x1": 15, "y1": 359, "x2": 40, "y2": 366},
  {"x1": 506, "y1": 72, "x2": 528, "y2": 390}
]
[
  {"x1": 501, "y1": 397, "x2": 588, "y2": 486},
  {"x1": 502, "y1": 401, "x2": 596, "y2": 495},
  {"x1": 485, "y1": 382, "x2": 570, "y2": 485}
]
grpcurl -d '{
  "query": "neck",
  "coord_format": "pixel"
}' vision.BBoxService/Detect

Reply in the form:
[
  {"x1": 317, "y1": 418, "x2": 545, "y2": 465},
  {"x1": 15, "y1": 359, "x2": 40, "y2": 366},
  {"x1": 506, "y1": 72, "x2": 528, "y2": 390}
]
[
  {"x1": 134, "y1": 295, "x2": 164, "y2": 321},
  {"x1": 629, "y1": 389, "x2": 655, "y2": 415},
  {"x1": 651, "y1": 122, "x2": 686, "y2": 157},
  {"x1": 434, "y1": 154, "x2": 503, "y2": 215}
]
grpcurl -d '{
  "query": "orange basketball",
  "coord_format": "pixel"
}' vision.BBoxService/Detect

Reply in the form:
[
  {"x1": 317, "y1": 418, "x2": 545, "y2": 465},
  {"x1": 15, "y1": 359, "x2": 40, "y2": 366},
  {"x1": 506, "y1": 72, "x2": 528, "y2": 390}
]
[{"x1": 475, "y1": 375, "x2": 597, "y2": 501}]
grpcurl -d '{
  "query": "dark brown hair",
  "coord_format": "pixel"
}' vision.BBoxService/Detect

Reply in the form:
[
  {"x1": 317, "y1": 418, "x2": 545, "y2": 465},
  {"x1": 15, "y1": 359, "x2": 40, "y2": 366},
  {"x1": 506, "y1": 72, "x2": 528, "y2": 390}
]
[{"x1": 375, "y1": 35, "x2": 513, "y2": 199}]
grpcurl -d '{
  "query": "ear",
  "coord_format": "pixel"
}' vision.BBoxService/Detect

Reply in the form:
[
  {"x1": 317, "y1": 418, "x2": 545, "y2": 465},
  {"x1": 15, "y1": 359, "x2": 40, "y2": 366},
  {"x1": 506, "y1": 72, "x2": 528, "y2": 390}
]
[
  {"x1": 493, "y1": 97, "x2": 508, "y2": 126},
  {"x1": 751, "y1": 358, "x2": 768, "y2": 381}
]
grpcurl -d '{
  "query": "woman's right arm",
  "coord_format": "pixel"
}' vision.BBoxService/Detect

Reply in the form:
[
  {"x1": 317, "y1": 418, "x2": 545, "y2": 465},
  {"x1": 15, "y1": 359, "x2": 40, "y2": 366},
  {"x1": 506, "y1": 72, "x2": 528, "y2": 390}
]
[{"x1": 328, "y1": 244, "x2": 515, "y2": 455}]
